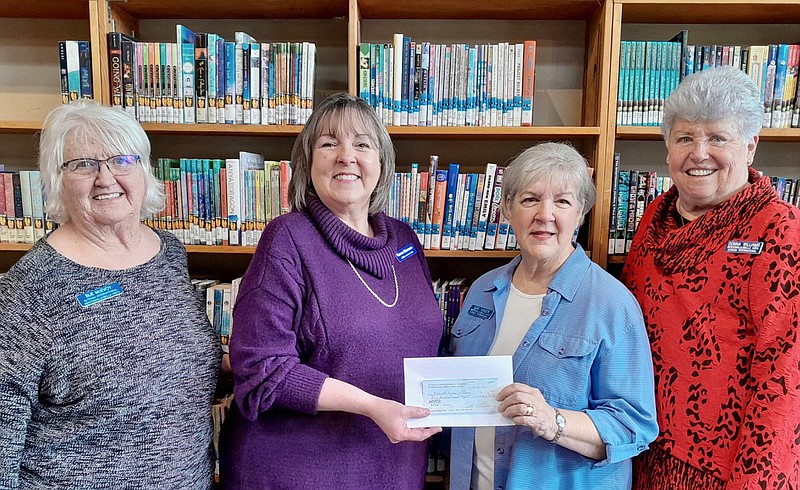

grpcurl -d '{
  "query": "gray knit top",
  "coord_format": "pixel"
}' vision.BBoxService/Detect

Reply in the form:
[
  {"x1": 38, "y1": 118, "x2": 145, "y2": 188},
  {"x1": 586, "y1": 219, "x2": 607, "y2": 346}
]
[{"x1": 0, "y1": 229, "x2": 219, "y2": 489}]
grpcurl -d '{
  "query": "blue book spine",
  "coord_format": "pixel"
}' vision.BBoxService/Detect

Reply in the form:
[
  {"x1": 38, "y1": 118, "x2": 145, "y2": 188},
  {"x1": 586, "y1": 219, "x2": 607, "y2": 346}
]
[
  {"x1": 441, "y1": 163, "x2": 460, "y2": 250},
  {"x1": 78, "y1": 41, "x2": 93, "y2": 99},
  {"x1": 177, "y1": 25, "x2": 196, "y2": 124},
  {"x1": 224, "y1": 42, "x2": 235, "y2": 124},
  {"x1": 463, "y1": 173, "x2": 478, "y2": 245}
]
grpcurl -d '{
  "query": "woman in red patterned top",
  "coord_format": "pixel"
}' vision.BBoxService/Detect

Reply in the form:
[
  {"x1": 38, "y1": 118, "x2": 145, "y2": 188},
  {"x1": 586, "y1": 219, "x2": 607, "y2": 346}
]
[{"x1": 621, "y1": 65, "x2": 800, "y2": 489}]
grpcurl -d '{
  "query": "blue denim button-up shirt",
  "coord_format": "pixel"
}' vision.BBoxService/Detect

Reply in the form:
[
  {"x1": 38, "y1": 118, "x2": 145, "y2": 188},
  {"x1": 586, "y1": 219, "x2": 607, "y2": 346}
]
[{"x1": 449, "y1": 245, "x2": 658, "y2": 490}]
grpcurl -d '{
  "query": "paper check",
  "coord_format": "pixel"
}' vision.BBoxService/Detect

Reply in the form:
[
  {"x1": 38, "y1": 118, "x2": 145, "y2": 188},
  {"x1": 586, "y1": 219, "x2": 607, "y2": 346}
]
[
  {"x1": 404, "y1": 356, "x2": 514, "y2": 427},
  {"x1": 422, "y1": 378, "x2": 499, "y2": 415}
]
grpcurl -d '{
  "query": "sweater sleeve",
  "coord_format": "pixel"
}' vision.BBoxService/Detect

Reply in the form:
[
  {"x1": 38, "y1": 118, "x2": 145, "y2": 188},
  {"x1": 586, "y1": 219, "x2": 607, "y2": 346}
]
[
  {"x1": 727, "y1": 206, "x2": 800, "y2": 489},
  {"x1": 0, "y1": 281, "x2": 50, "y2": 488},
  {"x1": 230, "y1": 222, "x2": 328, "y2": 422}
]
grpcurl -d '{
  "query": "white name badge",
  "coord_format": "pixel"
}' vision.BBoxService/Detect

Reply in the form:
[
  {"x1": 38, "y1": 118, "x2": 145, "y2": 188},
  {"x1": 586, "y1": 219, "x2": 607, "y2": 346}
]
[{"x1": 725, "y1": 240, "x2": 764, "y2": 255}]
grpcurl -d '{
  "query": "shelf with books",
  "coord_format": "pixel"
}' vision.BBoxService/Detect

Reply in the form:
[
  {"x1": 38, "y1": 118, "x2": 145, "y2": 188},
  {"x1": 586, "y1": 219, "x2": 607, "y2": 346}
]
[
  {"x1": 600, "y1": 0, "x2": 800, "y2": 266},
  {"x1": 351, "y1": 0, "x2": 614, "y2": 266},
  {"x1": 0, "y1": 8, "x2": 93, "y2": 129}
]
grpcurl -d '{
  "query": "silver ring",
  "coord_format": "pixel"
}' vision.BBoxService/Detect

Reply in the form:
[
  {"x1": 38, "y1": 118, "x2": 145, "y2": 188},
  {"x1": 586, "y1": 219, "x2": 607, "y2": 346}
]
[{"x1": 524, "y1": 404, "x2": 534, "y2": 416}]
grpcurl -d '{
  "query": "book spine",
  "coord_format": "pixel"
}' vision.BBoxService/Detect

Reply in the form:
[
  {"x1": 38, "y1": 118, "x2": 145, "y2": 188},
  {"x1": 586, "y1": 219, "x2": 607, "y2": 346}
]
[
  {"x1": 521, "y1": 40, "x2": 536, "y2": 127},
  {"x1": 66, "y1": 40, "x2": 80, "y2": 102},
  {"x1": 430, "y1": 169, "x2": 448, "y2": 250},
  {"x1": 224, "y1": 42, "x2": 236, "y2": 124},
  {"x1": 242, "y1": 43, "x2": 251, "y2": 124},
  {"x1": 250, "y1": 42, "x2": 261, "y2": 124},
  {"x1": 78, "y1": 40, "x2": 93, "y2": 99},
  {"x1": 178, "y1": 25, "x2": 197, "y2": 124},
  {"x1": 108, "y1": 33, "x2": 124, "y2": 107},
  {"x1": 475, "y1": 162, "x2": 497, "y2": 249},
  {"x1": 484, "y1": 166, "x2": 504, "y2": 250},
  {"x1": 207, "y1": 34, "x2": 217, "y2": 124},
  {"x1": 608, "y1": 153, "x2": 620, "y2": 255},
  {"x1": 440, "y1": 163, "x2": 460, "y2": 250}
]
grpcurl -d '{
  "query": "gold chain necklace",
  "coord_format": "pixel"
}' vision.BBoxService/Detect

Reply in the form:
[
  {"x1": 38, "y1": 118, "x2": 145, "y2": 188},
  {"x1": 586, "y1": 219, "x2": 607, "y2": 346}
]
[{"x1": 347, "y1": 259, "x2": 399, "y2": 308}]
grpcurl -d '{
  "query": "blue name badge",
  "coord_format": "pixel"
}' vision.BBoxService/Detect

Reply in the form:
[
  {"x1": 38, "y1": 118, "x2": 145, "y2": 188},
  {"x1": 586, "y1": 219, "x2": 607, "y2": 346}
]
[
  {"x1": 467, "y1": 305, "x2": 494, "y2": 320},
  {"x1": 725, "y1": 240, "x2": 764, "y2": 255},
  {"x1": 396, "y1": 243, "x2": 417, "y2": 262},
  {"x1": 77, "y1": 282, "x2": 124, "y2": 308}
]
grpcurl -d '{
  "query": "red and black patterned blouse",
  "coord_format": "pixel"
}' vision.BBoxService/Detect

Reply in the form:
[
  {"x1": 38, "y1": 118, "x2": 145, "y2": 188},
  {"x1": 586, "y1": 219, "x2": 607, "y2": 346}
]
[{"x1": 622, "y1": 168, "x2": 800, "y2": 490}]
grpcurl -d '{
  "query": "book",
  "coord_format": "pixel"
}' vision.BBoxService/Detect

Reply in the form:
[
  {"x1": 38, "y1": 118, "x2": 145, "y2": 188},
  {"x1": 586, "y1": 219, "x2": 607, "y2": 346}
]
[
  {"x1": 440, "y1": 163, "x2": 460, "y2": 250},
  {"x1": 195, "y1": 33, "x2": 208, "y2": 123},
  {"x1": 483, "y1": 166, "x2": 504, "y2": 250},
  {"x1": 474, "y1": 162, "x2": 497, "y2": 249},
  {"x1": 58, "y1": 41, "x2": 69, "y2": 104},
  {"x1": 177, "y1": 25, "x2": 197, "y2": 124},
  {"x1": 65, "y1": 40, "x2": 81, "y2": 102},
  {"x1": 107, "y1": 33, "x2": 124, "y2": 107},
  {"x1": 521, "y1": 40, "x2": 537, "y2": 126}
]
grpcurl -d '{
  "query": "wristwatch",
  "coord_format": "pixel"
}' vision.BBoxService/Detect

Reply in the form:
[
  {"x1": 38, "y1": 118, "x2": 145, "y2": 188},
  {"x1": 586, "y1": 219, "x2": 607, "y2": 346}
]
[{"x1": 548, "y1": 409, "x2": 566, "y2": 444}]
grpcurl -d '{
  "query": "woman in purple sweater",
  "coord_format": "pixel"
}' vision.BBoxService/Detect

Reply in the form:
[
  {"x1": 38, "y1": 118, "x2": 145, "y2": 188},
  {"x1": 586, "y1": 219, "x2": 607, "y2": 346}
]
[{"x1": 220, "y1": 93, "x2": 444, "y2": 489}]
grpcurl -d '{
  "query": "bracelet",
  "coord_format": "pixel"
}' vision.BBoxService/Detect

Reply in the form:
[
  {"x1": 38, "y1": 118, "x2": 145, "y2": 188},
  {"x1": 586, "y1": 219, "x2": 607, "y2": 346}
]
[{"x1": 547, "y1": 409, "x2": 566, "y2": 444}]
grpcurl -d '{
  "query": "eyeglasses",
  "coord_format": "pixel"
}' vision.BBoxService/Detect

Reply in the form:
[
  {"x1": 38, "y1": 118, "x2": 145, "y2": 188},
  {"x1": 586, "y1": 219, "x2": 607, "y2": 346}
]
[{"x1": 61, "y1": 154, "x2": 141, "y2": 176}]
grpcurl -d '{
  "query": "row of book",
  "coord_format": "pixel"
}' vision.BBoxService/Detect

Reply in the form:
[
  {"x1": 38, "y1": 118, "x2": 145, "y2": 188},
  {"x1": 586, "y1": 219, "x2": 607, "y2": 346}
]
[
  {"x1": 106, "y1": 26, "x2": 316, "y2": 126},
  {"x1": 58, "y1": 40, "x2": 94, "y2": 103},
  {"x1": 770, "y1": 175, "x2": 800, "y2": 207},
  {"x1": 212, "y1": 393, "x2": 233, "y2": 480},
  {"x1": 607, "y1": 156, "x2": 800, "y2": 256},
  {"x1": 384, "y1": 157, "x2": 518, "y2": 252},
  {"x1": 358, "y1": 37, "x2": 536, "y2": 127},
  {"x1": 434, "y1": 277, "x2": 468, "y2": 339},
  {"x1": 193, "y1": 277, "x2": 242, "y2": 353},
  {"x1": 607, "y1": 155, "x2": 673, "y2": 255},
  {"x1": 620, "y1": 30, "x2": 800, "y2": 129},
  {"x1": 0, "y1": 170, "x2": 56, "y2": 245},
  {"x1": 149, "y1": 152, "x2": 292, "y2": 247},
  {"x1": 616, "y1": 39, "x2": 682, "y2": 127}
]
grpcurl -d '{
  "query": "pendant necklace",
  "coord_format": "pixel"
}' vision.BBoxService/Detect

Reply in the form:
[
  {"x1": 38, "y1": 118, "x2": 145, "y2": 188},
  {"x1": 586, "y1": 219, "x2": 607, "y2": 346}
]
[{"x1": 347, "y1": 259, "x2": 399, "y2": 308}]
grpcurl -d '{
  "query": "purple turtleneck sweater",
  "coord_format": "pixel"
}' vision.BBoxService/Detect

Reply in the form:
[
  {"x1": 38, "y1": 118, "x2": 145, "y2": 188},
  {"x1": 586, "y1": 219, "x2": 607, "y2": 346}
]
[{"x1": 220, "y1": 199, "x2": 443, "y2": 489}]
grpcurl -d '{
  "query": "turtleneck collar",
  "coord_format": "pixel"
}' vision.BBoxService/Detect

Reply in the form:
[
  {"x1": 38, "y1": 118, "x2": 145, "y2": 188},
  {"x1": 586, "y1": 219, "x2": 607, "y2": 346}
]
[
  {"x1": 643, "y1": 167, "x2": 776, "y2": 274},
  {"x1": 305, "y1": 197, "x2": 397, "y2": 279}
]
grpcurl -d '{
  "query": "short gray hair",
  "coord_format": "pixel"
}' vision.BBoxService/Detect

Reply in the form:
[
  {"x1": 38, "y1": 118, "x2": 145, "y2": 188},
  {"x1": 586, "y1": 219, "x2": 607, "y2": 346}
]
[
  {"x1": 38, "y1": 100, "x2": 164, "y2": 224},
  {"x1": 289, "y1": 93, "x2": 395, "y2": 214},
  {"x1": 662, "y1": 65, "x2": 762, "y2": 142},
  {"x1": 502, "y1": 142, "x2": 596, "y2": 224}
]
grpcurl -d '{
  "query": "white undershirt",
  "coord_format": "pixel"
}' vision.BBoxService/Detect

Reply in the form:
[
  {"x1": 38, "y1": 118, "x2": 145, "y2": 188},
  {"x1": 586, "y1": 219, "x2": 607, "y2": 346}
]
[{"x1": 472, "y1": 284, "x2": 544, "y2": 490}]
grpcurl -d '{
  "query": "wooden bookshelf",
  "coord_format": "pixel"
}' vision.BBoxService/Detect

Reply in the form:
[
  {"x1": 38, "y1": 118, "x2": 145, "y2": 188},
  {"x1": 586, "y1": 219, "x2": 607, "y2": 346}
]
[{"x1": 599, "y1": 0, "x2": 800, "y2": 267}]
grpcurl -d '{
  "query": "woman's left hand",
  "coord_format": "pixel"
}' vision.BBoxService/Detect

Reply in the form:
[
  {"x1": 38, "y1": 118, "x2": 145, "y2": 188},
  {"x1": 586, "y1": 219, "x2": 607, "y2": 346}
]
[{"x1": 497, "y1": 382, "x2": 557, "y2": 440}]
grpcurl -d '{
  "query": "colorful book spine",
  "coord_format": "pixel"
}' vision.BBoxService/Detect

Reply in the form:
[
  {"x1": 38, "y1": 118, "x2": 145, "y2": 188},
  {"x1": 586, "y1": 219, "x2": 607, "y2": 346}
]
[{"x1": 177, "y1": 25, "x2": 197, "y2": 124}]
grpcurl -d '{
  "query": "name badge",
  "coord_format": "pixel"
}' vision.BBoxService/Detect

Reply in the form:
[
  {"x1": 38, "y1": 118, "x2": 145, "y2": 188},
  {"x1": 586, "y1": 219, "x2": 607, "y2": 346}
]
[
  {"x1": 77, "y1": 282, "x2": 124, "y2": 308},
  {"x1": 467, "y1": 305, "x2": 494, "y2": 320},
  {"x1": 725, "y1": 240, "x2": 764, "y2": 255},
  {"x1": 396, "y1": 243, "x2": 417, "y2": 262}
]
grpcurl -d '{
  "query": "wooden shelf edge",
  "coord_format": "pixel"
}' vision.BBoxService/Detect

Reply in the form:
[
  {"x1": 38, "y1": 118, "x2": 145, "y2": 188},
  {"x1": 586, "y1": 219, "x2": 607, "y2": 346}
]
[
  {"x1": 0, "y1": 121, "x2": 43, "y2": 134},
  {"x1": 608, "y1": 254, "x2": 627, "y2": 264},
  {"x1": 140, "y1": 123, "x2": 304, "y2": 136},
  {"x1": 0, "y1": 243, "x2": 34, "y2": 252},
  {"x1": 616, "y1": 126, "x2": 800, "y2": 142},
  {"x1": 183, "y1": 245, "x2": 520, "y2": 259}
]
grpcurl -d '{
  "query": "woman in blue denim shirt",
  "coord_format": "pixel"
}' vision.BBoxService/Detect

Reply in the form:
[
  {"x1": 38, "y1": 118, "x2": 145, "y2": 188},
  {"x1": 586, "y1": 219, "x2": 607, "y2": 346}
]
[{"x1": 449, "y1": 142, "x2": 658, "y2": 490}]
